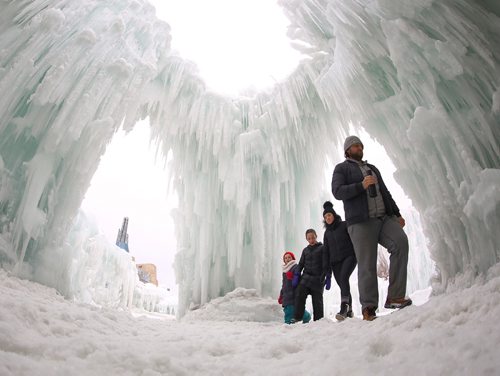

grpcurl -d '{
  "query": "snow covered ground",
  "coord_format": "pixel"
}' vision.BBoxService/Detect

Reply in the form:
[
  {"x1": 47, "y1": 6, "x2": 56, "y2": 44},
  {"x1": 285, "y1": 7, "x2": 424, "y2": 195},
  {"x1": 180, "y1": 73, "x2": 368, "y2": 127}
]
[{"x1": 1, "y1": 266, "x2": 499, "y2": 376}]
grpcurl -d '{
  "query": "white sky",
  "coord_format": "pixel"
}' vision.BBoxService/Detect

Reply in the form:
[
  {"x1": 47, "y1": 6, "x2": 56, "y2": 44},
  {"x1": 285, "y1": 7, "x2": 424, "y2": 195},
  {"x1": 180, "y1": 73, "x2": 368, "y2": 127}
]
[{"x1": 149, "y1": 0, "x2": 303, "y2": 97}]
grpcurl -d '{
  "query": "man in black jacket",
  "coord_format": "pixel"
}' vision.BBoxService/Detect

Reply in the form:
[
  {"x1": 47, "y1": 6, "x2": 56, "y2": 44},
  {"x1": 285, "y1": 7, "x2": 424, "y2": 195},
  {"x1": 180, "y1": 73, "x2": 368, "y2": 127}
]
[
  {"x1": 293, "y1": 229, "x2": 326, "y2": 322},
  {"x1": 332, "y1": 136, "x2": 412, "y2": 321}
]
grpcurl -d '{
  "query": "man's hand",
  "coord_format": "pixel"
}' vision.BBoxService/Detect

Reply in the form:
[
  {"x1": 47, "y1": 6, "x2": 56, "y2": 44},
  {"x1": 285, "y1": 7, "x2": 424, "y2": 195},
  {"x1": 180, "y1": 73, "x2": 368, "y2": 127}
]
[
  {"x1": 362, "y1": 175, "x2": 377, "y2": 190},
  {"x1": 397, "y1": 216, "x2": 405, "y2": 228}
]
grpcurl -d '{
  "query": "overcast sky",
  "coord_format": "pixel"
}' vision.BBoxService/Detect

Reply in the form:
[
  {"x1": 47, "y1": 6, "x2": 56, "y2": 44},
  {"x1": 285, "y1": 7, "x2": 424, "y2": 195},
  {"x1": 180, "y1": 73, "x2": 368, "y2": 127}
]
[{"x1": 149, "y1": 0, "x2": 303, "y2": 97}]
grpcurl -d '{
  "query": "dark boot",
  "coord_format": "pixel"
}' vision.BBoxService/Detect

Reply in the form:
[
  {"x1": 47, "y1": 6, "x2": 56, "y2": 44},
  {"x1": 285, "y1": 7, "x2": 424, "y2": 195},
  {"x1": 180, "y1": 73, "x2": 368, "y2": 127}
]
[
  {"x1": 384, "y1": 297, "x2": 412, "y2": 309},
  {"x1": 335, "y1": 302, "x2": 350, "y2": 321},
  {"x1": 347, "y1": 295, "x2": 354, "y2": 318},
  {"x1": 362, "y1": 306, "x2": 377, "y2": 321}
]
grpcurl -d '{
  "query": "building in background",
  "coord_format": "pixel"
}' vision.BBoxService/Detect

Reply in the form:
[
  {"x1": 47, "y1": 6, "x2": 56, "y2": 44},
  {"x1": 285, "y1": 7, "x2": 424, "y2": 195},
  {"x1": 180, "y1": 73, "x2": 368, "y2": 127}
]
[
  {"x1": 137, "y1": 264, "x2": 159, "y2": 286},
  {"x1": 115, "y1": 217, "x2": 160, "y2": 286},
  {"x1": 116, "y1": 217, "x2": 130, "y2": 252}
]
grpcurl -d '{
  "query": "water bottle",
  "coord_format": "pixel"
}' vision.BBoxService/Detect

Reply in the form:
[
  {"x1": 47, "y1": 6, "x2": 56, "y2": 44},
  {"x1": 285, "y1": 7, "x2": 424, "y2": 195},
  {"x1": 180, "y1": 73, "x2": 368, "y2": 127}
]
[{"x1": 366, "y1": 170, "x2": 377, "y2": 198}]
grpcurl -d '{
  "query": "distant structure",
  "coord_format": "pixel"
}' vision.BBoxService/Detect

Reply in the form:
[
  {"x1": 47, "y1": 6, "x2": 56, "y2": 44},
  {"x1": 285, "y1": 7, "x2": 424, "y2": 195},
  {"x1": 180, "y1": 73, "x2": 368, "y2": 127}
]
[
  {"x1": 116, "y1": 217, "x2": 130, "y2": 252},
  {"x1": 116, "y1": 217, "x2": 160, "y2": 286},
  {"x1": 137, "y1": 264, "x2": 158, "y2": 286}
]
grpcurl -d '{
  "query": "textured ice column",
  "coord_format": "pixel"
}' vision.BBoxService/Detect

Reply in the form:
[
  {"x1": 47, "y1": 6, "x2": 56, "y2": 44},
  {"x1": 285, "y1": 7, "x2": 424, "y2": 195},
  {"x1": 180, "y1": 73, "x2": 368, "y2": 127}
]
[
  {"x1": 0, "y1": 0, "x2": 172, "y2": 291},
  {"x1": 280, "y1": 0, "x2": 500, "y2": 285},
  {"x1": 147, "y1": 56, "x2": 343, "y2": 315}
]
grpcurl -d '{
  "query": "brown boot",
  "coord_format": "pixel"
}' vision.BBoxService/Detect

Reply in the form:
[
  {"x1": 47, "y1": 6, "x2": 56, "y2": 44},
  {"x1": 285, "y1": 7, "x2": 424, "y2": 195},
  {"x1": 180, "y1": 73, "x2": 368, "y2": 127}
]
[
  {"x1": 384, "y1": 297, "x2": 412, "y2": 309},
  {"x1": 362, "y1": 307, "x2": 377, "y2": 321}
]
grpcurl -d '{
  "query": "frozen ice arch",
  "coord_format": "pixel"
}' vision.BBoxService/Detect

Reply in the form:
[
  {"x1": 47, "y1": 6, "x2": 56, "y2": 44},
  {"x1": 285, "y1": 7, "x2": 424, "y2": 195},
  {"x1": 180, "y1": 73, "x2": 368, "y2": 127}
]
[{"x1": 0, "y1": 0, "x2": 498, "y2": 316}]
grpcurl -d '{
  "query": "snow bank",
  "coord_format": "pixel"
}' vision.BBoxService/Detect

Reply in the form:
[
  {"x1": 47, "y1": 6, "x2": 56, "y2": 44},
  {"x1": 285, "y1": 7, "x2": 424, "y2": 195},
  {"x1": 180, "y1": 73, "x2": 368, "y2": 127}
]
[
  {"x1": 1, "y1": 266, "x2": 500, "y2": 375},
  {"x1": 183, "y1": 287, "x2": 282, "y2": 322}
]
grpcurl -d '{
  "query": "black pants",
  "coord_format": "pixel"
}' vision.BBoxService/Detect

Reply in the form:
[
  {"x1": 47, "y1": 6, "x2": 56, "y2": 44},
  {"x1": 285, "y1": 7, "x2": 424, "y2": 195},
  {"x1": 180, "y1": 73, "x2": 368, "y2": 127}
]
[
  {"x1": 294, "y1": 283, "x2": 324, "y2": 321},
  {"x1": 332, "y1": 255, "x2": 357, "y2": 305}
]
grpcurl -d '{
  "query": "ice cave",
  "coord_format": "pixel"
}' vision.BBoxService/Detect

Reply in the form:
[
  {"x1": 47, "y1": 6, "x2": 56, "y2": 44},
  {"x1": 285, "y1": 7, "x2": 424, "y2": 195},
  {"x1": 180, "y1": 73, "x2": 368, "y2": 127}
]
[{"x1": 0, "y1": 0, "x2": 498, "y2": 322}]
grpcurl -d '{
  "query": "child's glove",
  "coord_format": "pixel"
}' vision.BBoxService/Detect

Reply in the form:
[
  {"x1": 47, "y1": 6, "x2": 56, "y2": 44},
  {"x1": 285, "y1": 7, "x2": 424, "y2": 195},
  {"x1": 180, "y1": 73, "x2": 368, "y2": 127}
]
[
  {"x1": 278, "y1": 295, "x2": 283, "y2": 305},
  {"x1": 292, "y1": 272, "x2": 300, "y2": 288},
  {"x1": 325, "y1": 275, "x2": 331, "y2": 290},
  {"x1": 285, "y1": 271, "x2": 294, "y2": 280}
]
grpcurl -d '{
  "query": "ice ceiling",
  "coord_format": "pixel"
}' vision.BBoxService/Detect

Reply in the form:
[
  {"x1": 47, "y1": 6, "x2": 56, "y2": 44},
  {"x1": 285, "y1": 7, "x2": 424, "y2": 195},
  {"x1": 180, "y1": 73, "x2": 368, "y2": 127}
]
[{"x1": 0, "y1": 0, "x2": 498, "y2": 316}]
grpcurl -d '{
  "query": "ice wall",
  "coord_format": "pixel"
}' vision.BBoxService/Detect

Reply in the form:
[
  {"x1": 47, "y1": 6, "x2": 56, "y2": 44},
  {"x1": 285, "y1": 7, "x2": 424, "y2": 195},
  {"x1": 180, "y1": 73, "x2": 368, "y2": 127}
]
[
  {"x1": 55, "y1": 210, "x2": 175, "y2": 313},
  {"x1": 277, "y1": 0, "x2": 500, "y2": 285},
  {"x1": 0, "y1": 0, "x2": 498, "y2": 316},
  {"x1": 0, "y1": 0, "x2": 173, "y2": 308},
  {"x1": 53, "y1": 211, "x2": 137, "y2": 308}
]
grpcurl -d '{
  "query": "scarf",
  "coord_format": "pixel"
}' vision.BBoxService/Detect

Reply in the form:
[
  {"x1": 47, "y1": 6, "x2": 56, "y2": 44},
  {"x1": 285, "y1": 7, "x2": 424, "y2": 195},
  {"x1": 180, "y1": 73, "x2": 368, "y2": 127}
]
[{"x1": 282, "y1": 259, "x2": 296, "y2": 273}]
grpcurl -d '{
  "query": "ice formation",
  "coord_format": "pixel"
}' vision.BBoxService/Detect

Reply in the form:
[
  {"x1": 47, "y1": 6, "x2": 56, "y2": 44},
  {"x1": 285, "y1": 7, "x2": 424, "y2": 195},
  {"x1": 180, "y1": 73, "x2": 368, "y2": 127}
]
[{"x1": 0, "y1": 0, "x2": 498, "y2": 316}]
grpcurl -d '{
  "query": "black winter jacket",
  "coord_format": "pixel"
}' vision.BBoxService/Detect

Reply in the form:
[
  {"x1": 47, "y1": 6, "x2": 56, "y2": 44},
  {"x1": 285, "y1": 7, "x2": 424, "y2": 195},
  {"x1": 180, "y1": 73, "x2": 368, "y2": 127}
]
[
  {"x1": 323, "y1": 214, "x2": 357, "y2": 275},
  {"x1": 297, "y1": 242, "x2": 325, "y2": 291},
  {"x1": 280, "y1": 264, "x2": 298, "y2": 306},
  {"x1": 331, "y1": 160, "x2": 401, "y2": 226}
]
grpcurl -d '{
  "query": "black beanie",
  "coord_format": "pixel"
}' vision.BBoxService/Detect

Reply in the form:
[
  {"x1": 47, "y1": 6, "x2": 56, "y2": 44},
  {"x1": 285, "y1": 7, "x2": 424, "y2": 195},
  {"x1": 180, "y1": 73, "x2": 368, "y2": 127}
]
[{"x1": 323, "y1": 201, "x2": 336, "y2": 217}]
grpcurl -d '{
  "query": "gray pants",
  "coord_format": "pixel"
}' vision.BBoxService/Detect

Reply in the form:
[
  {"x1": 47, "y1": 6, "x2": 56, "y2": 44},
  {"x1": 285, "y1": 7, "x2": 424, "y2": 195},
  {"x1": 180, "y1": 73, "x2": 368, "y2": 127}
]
[{"x1": 348, "y1": 216, "x2": 409, "y2": 310}]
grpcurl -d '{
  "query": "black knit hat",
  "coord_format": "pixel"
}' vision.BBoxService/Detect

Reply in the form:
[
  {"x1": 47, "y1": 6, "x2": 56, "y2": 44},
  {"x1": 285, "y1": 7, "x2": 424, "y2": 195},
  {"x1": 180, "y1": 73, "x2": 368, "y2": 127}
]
[{"x1": 323, "y1": 201, "x2": 336, "y2": 217}]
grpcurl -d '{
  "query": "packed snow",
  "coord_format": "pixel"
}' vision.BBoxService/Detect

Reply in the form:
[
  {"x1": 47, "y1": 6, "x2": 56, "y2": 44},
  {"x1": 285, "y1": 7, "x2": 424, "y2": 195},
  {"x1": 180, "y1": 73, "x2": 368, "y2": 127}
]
[{"x1": 1, "y1": 268, "x2": 500, "y2": 375}]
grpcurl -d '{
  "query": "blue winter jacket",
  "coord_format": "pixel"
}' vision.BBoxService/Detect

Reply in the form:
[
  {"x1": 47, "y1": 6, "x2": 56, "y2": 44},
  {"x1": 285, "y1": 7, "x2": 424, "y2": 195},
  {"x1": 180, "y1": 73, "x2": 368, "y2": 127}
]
[{"x1": 331, "y1": 160, "x2": 401, "y2": 226}]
